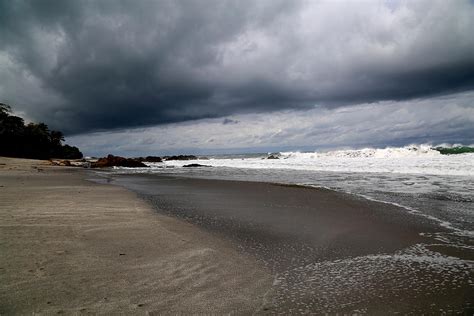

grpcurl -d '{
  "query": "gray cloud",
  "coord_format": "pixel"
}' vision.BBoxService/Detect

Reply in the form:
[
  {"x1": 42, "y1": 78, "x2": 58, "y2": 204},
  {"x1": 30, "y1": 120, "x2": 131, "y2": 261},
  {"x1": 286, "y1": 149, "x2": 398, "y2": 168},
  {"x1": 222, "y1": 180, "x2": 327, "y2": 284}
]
[
  {"x1": 67, "y1": 91, "x2": 474, "y2": 157},
  {"x1": 0, "y1": 0, "x2": 473, "y2": 135}
]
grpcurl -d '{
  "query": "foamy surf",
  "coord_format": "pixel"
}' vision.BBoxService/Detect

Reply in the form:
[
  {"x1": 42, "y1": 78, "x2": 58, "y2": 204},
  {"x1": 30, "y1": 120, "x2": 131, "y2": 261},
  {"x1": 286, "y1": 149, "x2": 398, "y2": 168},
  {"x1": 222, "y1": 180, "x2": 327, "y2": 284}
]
[{"x1": 155, "y1": 144, "x2": 474, "y2": 176}]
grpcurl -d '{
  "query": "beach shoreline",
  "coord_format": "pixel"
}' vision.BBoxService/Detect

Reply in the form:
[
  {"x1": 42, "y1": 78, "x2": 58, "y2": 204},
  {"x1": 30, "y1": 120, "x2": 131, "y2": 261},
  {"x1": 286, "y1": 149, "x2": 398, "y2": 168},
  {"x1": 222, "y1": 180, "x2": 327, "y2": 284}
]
[
  {"x1": 1, "y1": 157, "x2": 473, "y2": 314},
  {"x1": 107, "y1": 172, "x2": 474, "y2": 314}
]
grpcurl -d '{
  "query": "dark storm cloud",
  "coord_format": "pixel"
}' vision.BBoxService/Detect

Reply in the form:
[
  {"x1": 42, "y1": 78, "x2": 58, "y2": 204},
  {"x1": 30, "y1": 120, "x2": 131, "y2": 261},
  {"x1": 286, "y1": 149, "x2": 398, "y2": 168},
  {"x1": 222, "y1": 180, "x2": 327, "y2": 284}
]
[
  {"x1": 68, "y1": 92, "x2": 474, "y2": 157},
  {"x1": 1, "y1": 0, "x2": 473, "y2": 134}
]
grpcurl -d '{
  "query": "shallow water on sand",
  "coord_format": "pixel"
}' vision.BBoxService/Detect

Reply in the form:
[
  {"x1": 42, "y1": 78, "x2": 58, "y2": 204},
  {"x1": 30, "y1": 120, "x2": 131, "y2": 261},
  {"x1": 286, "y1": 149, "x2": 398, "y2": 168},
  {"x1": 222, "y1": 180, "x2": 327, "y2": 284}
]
[
  {"x1": 100, "y1": 172, "x2": 474, "y2": 314},
  {"x1": 271, "y1": 244, "x2": 472, "y2": 314},
  {"x1": 111, "y1": 166, "x2": 474, "y2": 248}
]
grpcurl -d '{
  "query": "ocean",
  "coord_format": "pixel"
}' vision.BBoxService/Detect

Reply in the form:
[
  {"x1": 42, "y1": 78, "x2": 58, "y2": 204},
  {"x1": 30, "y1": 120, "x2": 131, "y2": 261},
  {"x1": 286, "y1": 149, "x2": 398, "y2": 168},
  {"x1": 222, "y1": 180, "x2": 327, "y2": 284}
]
[{"x1": 110, "y1": 145, "x2": 474, "y2": 245}]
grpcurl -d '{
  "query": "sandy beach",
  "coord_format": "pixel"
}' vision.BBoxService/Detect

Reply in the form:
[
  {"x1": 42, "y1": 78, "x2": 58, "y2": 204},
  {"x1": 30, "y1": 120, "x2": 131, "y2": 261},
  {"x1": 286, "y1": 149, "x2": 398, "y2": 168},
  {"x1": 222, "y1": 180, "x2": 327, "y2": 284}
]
[
  {"x1": 0, "y1": 158, "x2": 272, "y2": 314},
  {"x1": 1, "y1": 157, "x2": 473, "y2": 314}
]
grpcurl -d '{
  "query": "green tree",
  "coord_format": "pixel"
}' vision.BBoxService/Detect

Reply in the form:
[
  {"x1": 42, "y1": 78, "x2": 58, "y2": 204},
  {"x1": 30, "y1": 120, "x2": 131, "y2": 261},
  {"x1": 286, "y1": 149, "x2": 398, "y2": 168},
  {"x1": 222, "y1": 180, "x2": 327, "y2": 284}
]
[{"x1": 0, "y1": 103, "x2": 83, "y2": 159}]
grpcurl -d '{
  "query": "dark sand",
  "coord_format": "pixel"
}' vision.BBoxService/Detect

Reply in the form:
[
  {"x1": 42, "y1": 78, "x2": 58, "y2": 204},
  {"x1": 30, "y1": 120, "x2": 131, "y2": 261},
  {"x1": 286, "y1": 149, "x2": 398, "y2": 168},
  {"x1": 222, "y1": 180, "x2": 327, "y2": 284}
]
[{"x1": 109, "y1": 174, "x2": 474, "y2": 314}]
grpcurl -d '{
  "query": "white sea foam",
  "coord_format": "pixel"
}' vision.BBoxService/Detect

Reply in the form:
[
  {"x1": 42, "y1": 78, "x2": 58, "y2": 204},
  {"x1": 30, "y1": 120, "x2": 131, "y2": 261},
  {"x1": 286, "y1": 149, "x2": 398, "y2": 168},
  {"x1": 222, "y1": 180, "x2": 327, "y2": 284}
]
[
  {"x1": 155, "y1": 145, "x2": 474, "y2": 176},
  {"x1": 271, "y1": 243, "x2": 473, "y2": 313}
]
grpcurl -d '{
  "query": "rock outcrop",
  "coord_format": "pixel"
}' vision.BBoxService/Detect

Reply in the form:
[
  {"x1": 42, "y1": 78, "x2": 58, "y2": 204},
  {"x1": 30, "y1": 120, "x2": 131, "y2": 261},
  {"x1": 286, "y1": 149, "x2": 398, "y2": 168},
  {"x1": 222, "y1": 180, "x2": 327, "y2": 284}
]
[
  {"x1": 50, "y1": 159, "x2": 72, "y2": 166},
  {"x1": 144, "y1": 156, "x2": 163, "y2": 162},
  {"x1": 182, "y1": 163, "x2": 210, "y2": 168},
  {"x1": 90, "y1": 155, "x2": 148, "y2": 168},
  {"x1": 164, "y1": 155, "x2": 198, "y2": 161}
]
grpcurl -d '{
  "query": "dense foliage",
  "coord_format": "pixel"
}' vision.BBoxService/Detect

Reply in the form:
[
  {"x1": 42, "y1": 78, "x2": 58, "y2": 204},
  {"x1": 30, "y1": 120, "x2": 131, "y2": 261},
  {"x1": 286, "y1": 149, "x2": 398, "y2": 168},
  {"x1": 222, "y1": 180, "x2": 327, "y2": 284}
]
[
  {"x1": 0, "y1": 103, "x2": 82, "y2": 159},
  {"x1": 434, "y1": 146, "x2": 474, "y2": 155}
]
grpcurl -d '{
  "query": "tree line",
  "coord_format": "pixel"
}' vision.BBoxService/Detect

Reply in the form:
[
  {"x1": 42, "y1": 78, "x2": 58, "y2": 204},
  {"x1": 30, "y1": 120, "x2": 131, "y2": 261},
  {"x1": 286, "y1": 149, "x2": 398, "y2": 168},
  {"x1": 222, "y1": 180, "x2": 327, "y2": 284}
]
[{"x1": 0, "y1": 103, "x2": 82, "y2": 160}]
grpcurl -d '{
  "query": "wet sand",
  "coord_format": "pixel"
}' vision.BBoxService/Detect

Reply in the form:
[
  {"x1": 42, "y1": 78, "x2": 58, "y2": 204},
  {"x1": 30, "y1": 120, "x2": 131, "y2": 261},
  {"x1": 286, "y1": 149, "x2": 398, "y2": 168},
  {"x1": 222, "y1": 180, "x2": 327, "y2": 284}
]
[
  {"x1": 110, "y1": 173, "x2": 474, "y2": 314},
  {"x1": 0, "y1": 158, "x2": 272, "y2": 314}
]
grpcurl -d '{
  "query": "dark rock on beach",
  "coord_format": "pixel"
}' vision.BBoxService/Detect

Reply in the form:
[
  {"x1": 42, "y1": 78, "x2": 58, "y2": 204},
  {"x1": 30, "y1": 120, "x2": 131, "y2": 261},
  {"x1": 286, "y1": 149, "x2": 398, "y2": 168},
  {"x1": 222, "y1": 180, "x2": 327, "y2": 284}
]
[
  {"x1": 91, "y1": 155, "x2": 148, "y2": 168},
  {"x1": 267, "y1": 155, "x2": 280, "y2": 159},
  {"x1": 50, "y1": 159, "x2": 90, "y2": 167},
  {"x1": 164, "y1": 155, "x2": 198, "y2": 161},
  {"x1": 144, "y1": 156, "x2": 163, "y2": 162},
  {"x1": 50, "y1": 159, "x2": 72, "y2": 166},
  {"x1": 182, "y1": 164, "x2": 211, "y2": 168}
]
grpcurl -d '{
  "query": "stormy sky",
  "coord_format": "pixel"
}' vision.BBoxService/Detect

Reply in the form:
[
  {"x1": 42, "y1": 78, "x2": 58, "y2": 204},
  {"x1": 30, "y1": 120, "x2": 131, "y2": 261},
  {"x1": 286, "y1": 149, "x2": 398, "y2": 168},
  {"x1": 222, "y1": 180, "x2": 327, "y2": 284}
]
[{"x1": 1, "y1": 0, "x2": 473, "y2": 155}]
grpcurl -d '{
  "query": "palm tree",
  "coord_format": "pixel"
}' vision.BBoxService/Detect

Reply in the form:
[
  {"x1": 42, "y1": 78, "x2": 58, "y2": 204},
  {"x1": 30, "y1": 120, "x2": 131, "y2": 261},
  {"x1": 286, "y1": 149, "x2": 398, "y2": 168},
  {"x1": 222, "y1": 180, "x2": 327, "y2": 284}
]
[
  {"x1": 50, "y1": 130, "x2": 65, "y2": 146},
  {"x1": 0, "y1": 102, "x2": 12, "y2": 116},
  {"x1": 0, "y1": 102, "x2": 82, "y2": 159}
]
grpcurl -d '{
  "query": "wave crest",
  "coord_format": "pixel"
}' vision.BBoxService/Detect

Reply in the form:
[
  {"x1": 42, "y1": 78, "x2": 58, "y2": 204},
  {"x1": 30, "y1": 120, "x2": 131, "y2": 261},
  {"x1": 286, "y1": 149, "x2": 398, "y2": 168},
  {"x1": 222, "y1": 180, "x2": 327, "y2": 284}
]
[{"x1": 280, "y1": 144, "x2": 474, "y2": 159}]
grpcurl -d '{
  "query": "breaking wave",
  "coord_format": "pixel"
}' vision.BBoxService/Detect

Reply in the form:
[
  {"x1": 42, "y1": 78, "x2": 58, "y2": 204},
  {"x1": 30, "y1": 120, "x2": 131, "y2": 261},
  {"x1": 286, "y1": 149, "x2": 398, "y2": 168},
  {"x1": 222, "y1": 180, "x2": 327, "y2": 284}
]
[
  {"x1": 147, "y1": 144, "x2": 474, "y2": 176},
  {"x1": 280, "y1": 144, "x2": 474, "y2": 159}
]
